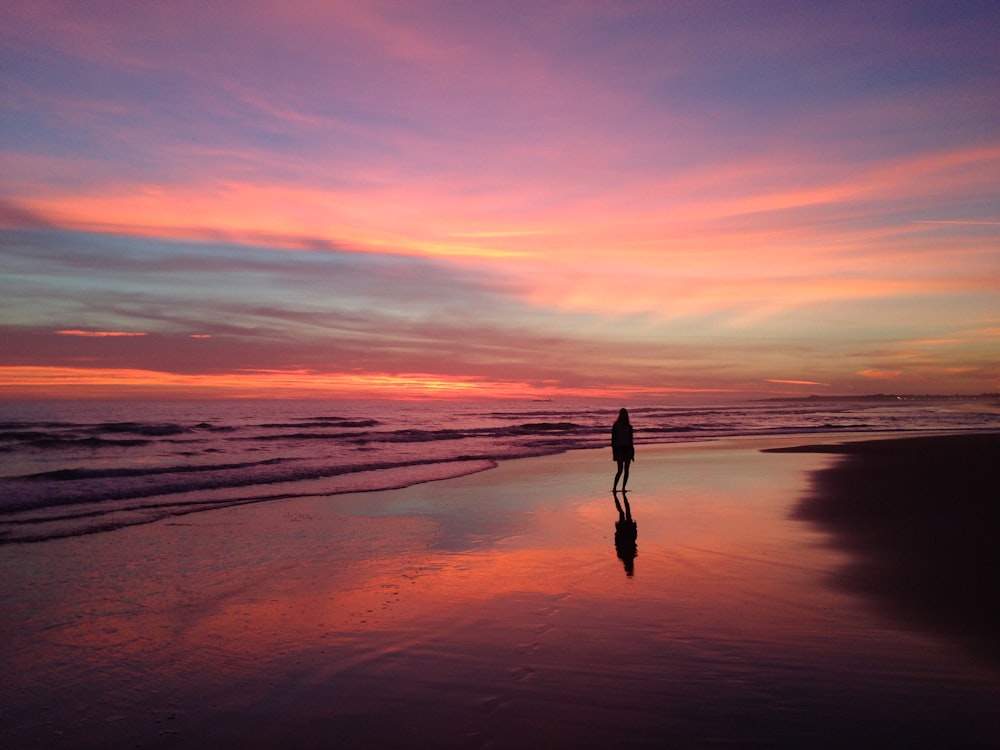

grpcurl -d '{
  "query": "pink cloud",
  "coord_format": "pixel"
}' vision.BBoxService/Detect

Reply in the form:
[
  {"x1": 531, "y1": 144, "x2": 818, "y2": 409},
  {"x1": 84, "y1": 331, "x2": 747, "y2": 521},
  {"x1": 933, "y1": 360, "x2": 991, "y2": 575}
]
[{"x1": 55, "y1": 330, "x2": 148, "y2": 337}]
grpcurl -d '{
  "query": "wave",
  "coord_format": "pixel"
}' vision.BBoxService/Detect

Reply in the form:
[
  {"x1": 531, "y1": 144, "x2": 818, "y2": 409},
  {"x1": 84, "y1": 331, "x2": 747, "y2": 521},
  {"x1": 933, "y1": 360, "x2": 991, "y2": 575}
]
[
  {"x1": 90, "y1": 422, "x2": 190, "y2": 436},
  {"x1": 257, "y1": 419, "x2": 380, "y2": 429},
  {"x1": 20, "y1": 457, "x2": 290, "y2": 482},
  {"x1": 487, "y1": 409, "x2": 610, "y2": 421},
  {"x1": 0, "y1": 421, "x2": 82, "y2": 430},
  {"x1": 0, "y1": 420, "x2": 236, "y2": 449},
  {"x1": 0, "y1": 430, "x2": 66, "y2": 443},
  {"x1": 510, "y1": 422, "x2": 583, "y2": 432},
  {"x1": 0, "y1": 434, "x2": 153, "y2": 449},
  {"x1": 0, "y1": 457, "x2": 500, "y2": 545},
  {"x1": 5, "y1": 418, "x2": 593, "y2": 447},
  {"x1": 0, "y1": 441, "x2": 568, "y2": 517},
  {"x1": 241, "y1": 431, "x2": 373, "y2": 442},
  {"x1": 244, "y1": 422, "x2": 599, "y2": 445}
]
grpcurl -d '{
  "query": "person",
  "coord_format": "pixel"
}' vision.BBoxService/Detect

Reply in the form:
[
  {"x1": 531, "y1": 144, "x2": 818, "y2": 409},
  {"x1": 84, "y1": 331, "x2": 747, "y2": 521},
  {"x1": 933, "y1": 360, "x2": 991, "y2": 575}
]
[{"x1": 611, "y1": 407, "x2": 634, "y2": 491}]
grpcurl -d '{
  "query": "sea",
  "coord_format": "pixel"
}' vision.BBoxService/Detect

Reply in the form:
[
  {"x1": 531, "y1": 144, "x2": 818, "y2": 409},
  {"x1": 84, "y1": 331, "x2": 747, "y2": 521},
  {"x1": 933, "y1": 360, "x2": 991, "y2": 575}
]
[{"x1": 2, "y1": 396, "x2": 998, "y2": 544}]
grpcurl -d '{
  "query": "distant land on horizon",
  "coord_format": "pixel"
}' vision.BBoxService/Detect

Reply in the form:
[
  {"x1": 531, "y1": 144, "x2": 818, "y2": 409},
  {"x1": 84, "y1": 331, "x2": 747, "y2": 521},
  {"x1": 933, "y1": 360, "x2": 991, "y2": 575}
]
[{"x1": 757, "y1": 393, "x2": 1000, "y2": 403}]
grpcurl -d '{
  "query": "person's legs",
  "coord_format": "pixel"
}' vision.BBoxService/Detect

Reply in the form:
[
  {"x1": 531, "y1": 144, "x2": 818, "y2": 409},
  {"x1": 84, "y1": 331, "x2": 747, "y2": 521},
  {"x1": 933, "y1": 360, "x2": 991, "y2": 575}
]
[
  {"x1": 613, "y1": 460, "x2": 624, "y2": 490},
  {"x1": 621, "y1": 460, "x2": 630, "y2": 490}
]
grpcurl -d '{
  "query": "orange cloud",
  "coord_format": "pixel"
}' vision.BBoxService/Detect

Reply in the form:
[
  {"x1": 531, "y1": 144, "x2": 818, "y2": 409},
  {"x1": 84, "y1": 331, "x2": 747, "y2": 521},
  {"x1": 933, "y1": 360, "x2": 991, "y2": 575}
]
[{"x1": 55, "y1": 330, "x2": 148, "y2": 337}]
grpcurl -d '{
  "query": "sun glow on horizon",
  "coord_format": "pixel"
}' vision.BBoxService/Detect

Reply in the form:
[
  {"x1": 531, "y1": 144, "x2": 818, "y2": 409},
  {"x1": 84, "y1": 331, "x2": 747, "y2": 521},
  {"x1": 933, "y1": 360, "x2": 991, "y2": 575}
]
[
  {"x1": 55, "y1": 330, "x2": 149, "y2": 337},
  {"x1": 0, "y1": 366, "x2": 746, "y2": 401}
]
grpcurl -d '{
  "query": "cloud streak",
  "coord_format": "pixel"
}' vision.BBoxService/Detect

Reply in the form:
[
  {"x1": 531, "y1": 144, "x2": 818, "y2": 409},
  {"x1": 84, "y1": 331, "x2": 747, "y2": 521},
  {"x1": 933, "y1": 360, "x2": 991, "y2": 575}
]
[{"x1": 55, "y1": 330, "x2": 148, "y2": 337}]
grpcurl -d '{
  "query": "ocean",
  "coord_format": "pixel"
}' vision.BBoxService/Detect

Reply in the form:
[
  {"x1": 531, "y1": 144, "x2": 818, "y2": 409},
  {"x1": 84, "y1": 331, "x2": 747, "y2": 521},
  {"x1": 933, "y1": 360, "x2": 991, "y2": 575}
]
[{"x1": 2, "y1": 396, "x2": 998, "y2": 544}]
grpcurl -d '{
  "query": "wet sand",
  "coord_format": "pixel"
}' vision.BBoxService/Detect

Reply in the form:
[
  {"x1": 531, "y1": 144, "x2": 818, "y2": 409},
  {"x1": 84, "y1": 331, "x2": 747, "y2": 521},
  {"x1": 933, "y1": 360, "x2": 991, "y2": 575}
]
[
  {"x1": 2, "y1": 435, "x2": 999, "y2": 748},
  {"x1": 775, "y1": 432, "x2": 1000, "y2": 668}
]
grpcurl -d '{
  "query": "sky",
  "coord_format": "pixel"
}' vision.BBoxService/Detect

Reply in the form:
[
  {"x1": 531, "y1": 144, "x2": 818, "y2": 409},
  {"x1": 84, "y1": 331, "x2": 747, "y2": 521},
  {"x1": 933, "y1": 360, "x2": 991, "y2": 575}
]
[{"x1": 2, "y1": 1, "x2": 999, "y2": 400}]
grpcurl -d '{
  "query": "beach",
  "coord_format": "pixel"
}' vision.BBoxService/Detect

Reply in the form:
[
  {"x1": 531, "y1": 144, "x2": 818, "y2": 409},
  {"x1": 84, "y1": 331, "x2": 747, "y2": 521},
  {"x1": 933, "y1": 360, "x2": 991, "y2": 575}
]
[
  {"x1": 779, "y1": 433, "x2": 1000, "y2": 669},
  {"x1": 2, "y1": 433, "x2": 999, "y2": 749}
]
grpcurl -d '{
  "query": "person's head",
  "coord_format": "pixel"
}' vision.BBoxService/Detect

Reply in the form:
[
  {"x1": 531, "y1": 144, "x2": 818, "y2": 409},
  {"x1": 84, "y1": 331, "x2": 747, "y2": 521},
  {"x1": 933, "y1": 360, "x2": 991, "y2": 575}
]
[{"x1": 617, "y1": 407, "x2": 629, "y2": 424}]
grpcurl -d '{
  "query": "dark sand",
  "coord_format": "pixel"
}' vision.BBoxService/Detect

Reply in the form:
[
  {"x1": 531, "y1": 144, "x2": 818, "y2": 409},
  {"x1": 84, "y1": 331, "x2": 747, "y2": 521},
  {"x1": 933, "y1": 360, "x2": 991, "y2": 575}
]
[
  {"x1": 2, "y1": 435, "x2": 999, "y2": 749},
  {"x1": 773, "y1": 432, "x2": 1000, "y2": 667}
]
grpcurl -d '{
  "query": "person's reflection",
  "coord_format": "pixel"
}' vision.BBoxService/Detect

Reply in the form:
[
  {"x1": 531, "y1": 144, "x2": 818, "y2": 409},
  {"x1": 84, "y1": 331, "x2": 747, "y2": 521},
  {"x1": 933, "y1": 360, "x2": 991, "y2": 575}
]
[{"x1": 613, "y1": 490, "x2": 637, "y2": 576}]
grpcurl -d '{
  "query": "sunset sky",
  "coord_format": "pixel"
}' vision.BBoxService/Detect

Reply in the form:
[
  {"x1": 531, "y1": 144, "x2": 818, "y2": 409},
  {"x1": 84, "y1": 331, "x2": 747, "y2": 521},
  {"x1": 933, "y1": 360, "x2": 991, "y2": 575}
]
[{"x1": 2, "y1": 1, "x2": 998, "y2": 400}]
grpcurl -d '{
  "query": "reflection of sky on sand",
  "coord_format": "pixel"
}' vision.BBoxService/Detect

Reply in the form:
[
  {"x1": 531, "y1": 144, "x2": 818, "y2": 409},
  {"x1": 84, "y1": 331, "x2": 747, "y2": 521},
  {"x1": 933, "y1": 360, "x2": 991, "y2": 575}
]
[{"x1": 3, "y1": 440, "x2": 999, "y2": 748}]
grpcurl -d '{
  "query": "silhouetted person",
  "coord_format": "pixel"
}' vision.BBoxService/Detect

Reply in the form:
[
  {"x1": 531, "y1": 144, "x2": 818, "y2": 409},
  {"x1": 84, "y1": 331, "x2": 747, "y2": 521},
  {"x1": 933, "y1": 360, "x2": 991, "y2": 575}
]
[
  {"x1": 611, "y1": 407, "x2": 634, "y2": 491},
  {"x1": 614, "y1": 490, "x2": 637, "y2": 576}
]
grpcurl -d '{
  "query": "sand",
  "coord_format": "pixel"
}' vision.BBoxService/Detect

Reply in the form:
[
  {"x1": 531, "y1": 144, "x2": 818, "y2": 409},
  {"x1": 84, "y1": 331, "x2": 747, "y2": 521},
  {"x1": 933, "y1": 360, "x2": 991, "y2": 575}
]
[
  {"x1": 2, "y1": 434, "x2": 999, "y2": 749},
  {"x1": 775, "y1": 433, "x2": 1000, "y2": 667}
]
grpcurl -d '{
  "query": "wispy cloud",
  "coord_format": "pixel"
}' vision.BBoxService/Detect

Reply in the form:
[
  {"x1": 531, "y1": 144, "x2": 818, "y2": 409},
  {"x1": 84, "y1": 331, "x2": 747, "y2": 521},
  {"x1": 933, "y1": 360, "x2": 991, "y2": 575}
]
[{"x1": 55, "y1": 330, "x2": 148, "y2": 337}]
